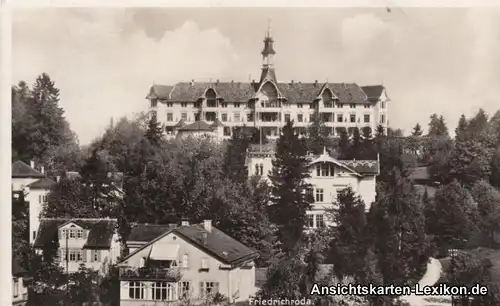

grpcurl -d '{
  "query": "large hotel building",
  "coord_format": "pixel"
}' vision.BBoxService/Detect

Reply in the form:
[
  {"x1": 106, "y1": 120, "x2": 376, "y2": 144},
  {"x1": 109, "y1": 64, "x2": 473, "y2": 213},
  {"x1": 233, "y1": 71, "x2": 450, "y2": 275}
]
[{"x1": 146, "y1": 25, "x2": 389, "y2": 140}]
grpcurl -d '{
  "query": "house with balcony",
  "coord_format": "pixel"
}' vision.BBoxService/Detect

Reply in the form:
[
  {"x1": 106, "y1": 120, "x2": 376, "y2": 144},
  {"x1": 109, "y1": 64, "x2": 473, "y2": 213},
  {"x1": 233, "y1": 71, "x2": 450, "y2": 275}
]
[
  {"x1": 12, "y1": 257, "x2": 30, "y2": 305},
  {"x1": 33, "y1": 218, "x2": 120, "y2": 274},
  {"x1": 118, "y1": 220, "x2": 259, "y2": 305},
  {"x1": 12, "y1": 160, "x2": 56, "y2": 244},
  {"x1": 146, "y1": 24, "x2": 389, "y2": 141},
  {"x1": 246, "y1": 145, "x2": 379, "y2": 228}
]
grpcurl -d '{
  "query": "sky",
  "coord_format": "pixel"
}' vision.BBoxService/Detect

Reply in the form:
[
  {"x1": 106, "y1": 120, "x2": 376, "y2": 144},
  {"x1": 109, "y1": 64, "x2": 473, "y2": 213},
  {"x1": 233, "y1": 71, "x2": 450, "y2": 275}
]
[{"x1": 11, "y1": 7, "x2": 500, "y2": 144}]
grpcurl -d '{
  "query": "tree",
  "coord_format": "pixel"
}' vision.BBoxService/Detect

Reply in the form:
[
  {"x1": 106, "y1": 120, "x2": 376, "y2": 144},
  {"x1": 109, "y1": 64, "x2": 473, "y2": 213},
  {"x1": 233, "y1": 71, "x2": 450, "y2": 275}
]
[
  {"x1": 307, "y1": 113, "x2": 330, "y2": 155},
  {"x1": 222, "y1": 127, "x2": 250, "y2": 184},
  {"x1": 470, "y1": 180, "x2": 500, "y2": 247},
  {"x1": 269, "y1": 120, "x2": 313, "y2": 255},
  {"x1": 367, "y1": 170, "x2": 429, "y2": 285},
  {"x1": 346, "y1": 127, "x2": 362, "y2": 159},
  {"x1": 427, "y1": 180, "x2": 478, "y2": 250},
  {"x1": 12, "y1": 74, "x2": 80, "y2": 172},
  {"x1": 411, "y1": 123, "x2": 423, "y2": 137},
  {"x1": 144, "y1": 112, "x2": 164, "y2": 146},
  {"x1": 427, "y1": 114, "x2": 449, "y2": 137},
  {"x1": 79, "y1": 148, "x2": 119, "y2": 216},
  {"x1": 491, "y1": 148, "x2": 500, "y2": 188},
  {"x1": 330, "y1": 187, "x2": 368, "y2": 280},
  {"x1": 337, "y1": 128, "x2": 350, "y2": 159},
  {"x1": 455, "y1": 114, "x2": 468, "y2": 142},
  {"x1": 43, "y1": 177, "x2": 101, "y2": 218}
]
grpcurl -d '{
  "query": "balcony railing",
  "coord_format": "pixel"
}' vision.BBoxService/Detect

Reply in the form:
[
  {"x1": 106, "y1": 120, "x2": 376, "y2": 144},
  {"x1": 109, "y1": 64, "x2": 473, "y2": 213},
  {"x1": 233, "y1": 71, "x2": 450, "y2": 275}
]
[{"x1": 119, "y1": 267, "x2": 181, "y2": 281}]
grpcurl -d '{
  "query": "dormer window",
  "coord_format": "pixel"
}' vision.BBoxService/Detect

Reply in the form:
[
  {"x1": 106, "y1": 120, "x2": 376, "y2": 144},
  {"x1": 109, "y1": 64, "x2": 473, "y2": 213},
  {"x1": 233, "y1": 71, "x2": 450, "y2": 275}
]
[
  {"x1": 206, "y1": 89, "x2": 217, "y2": 108},
  {"x1": 60, "y1": 226, "x2": 86, "y2": 240},
  {"x1": 315, "y1": 164, "x2": 335, "y2": 177}
]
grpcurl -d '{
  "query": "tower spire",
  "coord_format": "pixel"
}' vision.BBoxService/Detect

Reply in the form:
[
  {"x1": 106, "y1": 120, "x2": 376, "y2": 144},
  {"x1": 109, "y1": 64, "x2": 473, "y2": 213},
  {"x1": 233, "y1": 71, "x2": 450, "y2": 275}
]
[{"x1": 260, "y1": 19, "x2": 277, "y2": 85}]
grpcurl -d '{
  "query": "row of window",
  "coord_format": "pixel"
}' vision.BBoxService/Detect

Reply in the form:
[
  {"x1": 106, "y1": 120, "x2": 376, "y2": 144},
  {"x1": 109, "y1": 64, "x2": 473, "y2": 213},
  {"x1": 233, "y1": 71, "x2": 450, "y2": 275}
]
[
  {"x1": 128, "y1": 281, "x2": 218, "y2": 301},
  {"x1": 60, "y1": 228, "x2": 86, "y2": 239},
  {"x1": 154, "y1": 100, "x2": 386, "y2": 110},
  {"x1": 254, "y1": 164, "x2": 265, "y2": 176},
  {"x1": 166, "y1": 113, "x2": 380, "y2": 125},
  {"x1": 57, "y1": 249, "x2": 101, "y2": 262}
]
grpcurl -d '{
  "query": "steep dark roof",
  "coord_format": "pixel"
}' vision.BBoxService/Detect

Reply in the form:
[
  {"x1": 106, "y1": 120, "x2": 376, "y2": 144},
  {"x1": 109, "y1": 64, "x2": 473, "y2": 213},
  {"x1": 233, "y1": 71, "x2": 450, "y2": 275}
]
[
  {"x1": 122, "y1": 223, "x2": 259, "y2": 266},
  {"x1": 12, "y1": 161, "x2": 45, "y2": 178},
  {"x1": 146, "y1": 85, "x2": 174, "y2": 100},
  {"x1": 63, "y1": 171, "x2": 123, "y2": 188},
  {"x1": 341, "y1": 160, "x2": 379, "y2": 175},
  {"x1": 34, "y1": 218, "x2": 117, "y2": 249},
  {"x1": 127, "y1": 224, "x2": 177, "y2": 242},
  {"x1": 27, "y1": 177, "x2": 56, "y2": 189},
  {"x1": 178, "y1": 121, "x2": 214, "y2": 132},
  {"x1": 361, "y1": 85, "x2": 385, "y2": 100},
  {"x1": 146, "y1": 81, "x2": 370, "y2": 104},
  {"x1": 210, "y1": 118, "x2": 225, "y2": 128},
  {"x1": 173, "y1": 119, "x2": 187, "y2": 128}
]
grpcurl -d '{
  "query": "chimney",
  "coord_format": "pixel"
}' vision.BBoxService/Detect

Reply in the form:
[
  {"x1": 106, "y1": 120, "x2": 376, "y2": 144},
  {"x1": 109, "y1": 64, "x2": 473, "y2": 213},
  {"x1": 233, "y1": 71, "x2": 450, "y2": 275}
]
[
  {"x1": 203, "y1": 219, "x2": 212, "y2": 233},
  {"x1": 202, "y1": 232, "x2": 208, "y2": 244},
  {"x1": 30, "y1": 160, "x2": 35, "y2": 169},
  {"x1": 41, "y1": 166, "x2": 44, "y2": 174},
  {"x1": 216, "y1": 79, "x2": 219, "y2": 85},
  {"x1": 291, "y1": 80, "x2": 294, "y2": 85},
  {"x1": 251, "y1": 80, "x2": 255, "y2": 86},
  {"x1": 181, "y1": 218, "x2": 189, "y2": 226},
  {"x1": 56, "y1": 176, "x2": 60, "y2": 183},
  {"x1": 315, "y1": 80, "x2": 318, "y2": 87},
  {"x1": 191, "y1": 79, "x2": 195, "y2": 86}
]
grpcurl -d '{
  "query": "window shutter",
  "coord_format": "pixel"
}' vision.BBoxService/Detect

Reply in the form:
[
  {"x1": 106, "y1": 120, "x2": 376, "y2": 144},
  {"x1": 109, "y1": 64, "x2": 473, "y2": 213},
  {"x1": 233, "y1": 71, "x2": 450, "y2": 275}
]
[
  {"x1": 97, "y1": 250, "x2": 101, "y2": 262},
  {"x1": 200, "y1": 282, "x2": 204, "y2": 295},
  {"x1": 215, "y1": 282, "x2": 219, "y2": 292},
  {"x1": 82, "y1": 250, "x2": 87, "y2": 262},
  {"x1": 82, "y1": 230, "x2": 88, "y2": 240}
]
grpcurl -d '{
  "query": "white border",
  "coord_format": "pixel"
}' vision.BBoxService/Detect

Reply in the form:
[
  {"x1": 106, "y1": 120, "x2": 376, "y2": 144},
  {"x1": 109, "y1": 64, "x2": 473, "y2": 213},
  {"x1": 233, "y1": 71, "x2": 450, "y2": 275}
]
[{"x1": 2, "y1": 0, "x2": 500, "y2": 304}]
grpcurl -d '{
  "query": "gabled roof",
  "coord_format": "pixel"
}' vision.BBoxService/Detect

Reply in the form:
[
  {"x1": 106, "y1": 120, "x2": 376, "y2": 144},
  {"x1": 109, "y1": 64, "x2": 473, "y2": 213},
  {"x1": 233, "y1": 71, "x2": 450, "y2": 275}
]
[
  {"x1": 127, "y1": 224, "x2": 177, "y2": 242},
  {"x1": 210, "y1": 118, "x2": 225, "y2": 128},
  {"x1": 361, "y1": 85, "x2": 385, "y2": 100},
  {"x1": 341, "y1": 160, "x2": 380, "y2": 175},
  {"x1": 146, "y1": 85, "x2": 174, "y2": 100},
  {"x1": 145, "y1": 81, "x2": 370, "y2": 104},
  {"x1": 34, "y1": 218, "x2": 117, "y2": 249},
  {"x1": 309, "y1": 148, "x2": 362, "y2": 176},
  {"x1": 121, "y1": 223, "x2": 259, "y2": 267},
  {"x1": 12, "y1": 161, "x2": 45, "y2": 178},
  {"x1": 178, "y1": 121, "x2": 214, "y2": 132},
  {"x1": 174, "y1": 119, "x2": 187, "y2": 128},
  {"x1": 27, "y1": 177, "x2": 56, "y2": 189}
]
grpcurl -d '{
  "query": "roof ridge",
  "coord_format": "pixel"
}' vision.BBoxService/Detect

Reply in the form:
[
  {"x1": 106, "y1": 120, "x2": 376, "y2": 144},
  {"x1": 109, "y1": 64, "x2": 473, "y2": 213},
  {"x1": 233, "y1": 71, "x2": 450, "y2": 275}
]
[{"x1": 41, "y1": 217, "x2": 118, "y2": 221}]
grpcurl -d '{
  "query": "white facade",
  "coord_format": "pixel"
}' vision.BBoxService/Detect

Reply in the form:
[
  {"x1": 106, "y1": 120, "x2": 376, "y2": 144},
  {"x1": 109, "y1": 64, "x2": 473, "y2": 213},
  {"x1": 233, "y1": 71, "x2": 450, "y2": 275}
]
[
  {"x1": 28, "y1": 188, "x2": 50, "y2": 244},
  {"x1": 55, "y1": 221, "x2": 121, "y2": 273},
  {"x1": 12, "y1": 275, "x2": 29, "y2": 305},
  {"x1": 118, "y1": 222, "x2": 257, "y2": 305},
  {"x1": 246, "y1": 148, "x2": 378, "y2": 229},
  {"x1": 147, "y1": 27, "x2": 389, "y2": 141}
]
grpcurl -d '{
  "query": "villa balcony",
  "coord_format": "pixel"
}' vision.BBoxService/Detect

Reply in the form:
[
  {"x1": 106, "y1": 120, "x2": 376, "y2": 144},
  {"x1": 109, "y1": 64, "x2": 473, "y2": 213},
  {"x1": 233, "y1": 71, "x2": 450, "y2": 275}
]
[{"x1": 119, "y1": 267, "x2": 181, "y2": 282}]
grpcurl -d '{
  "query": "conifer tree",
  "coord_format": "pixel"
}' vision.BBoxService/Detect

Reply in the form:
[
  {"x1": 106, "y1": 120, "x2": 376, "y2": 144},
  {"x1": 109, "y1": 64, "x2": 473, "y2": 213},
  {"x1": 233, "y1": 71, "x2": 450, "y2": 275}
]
[
  {"x1": 307, "y1": 114, "x2": 329, "y2": 155},
  {"x1": 269, "y1": 120, "x2": 313, "y2": 255},
  {"x1": 411, "y1": 123, "x2": 423, "y2": 136},
  {"x1": 338, "y1": 128, "x2": 350, "y2": 159},
  {"x1": 330, "y1": 187, "x2": 367, "y2": 280},
  {"x1": 223, "y1": 127, "x2": 250, "y2": 183},
  {"x1": 144, "y1": 112, "x2": 163, "y2": 146}
]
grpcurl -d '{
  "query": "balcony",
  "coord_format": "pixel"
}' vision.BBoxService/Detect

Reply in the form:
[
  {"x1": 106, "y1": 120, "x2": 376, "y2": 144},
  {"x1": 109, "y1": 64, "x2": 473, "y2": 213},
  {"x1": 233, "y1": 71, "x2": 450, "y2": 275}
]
[{"x1": 119, "y1": 267, "x2": 181, "y2": 282}]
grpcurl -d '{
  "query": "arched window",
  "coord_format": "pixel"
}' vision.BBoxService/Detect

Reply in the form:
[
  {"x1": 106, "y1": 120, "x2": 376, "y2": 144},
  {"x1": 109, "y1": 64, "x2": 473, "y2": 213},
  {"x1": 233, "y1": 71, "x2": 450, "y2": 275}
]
[
  {"x1": 259, "y1": 164, "x2": 264, "y2": 176},
  {"x1": 205, "y1": 88, "x2": 217, "y2": 108},
  {"x1": 255, "y1": 164, "x2": 259, "y2": 175}
]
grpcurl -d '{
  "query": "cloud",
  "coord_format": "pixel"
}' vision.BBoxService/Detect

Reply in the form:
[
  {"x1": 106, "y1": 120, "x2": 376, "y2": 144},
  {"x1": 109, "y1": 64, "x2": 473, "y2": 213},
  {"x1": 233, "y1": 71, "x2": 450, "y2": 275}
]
[{"x1": 12, "y1": 8, "x2": 239, "y2": 144}]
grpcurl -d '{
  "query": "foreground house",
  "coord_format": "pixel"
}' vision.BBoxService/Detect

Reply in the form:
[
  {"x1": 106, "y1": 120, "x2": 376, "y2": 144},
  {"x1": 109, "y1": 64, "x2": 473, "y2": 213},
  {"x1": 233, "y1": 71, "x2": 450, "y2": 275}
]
[
  {"x1": 33, "y1": 218, "x2": 120, "y2": 274},
  {"x1": 118, "y1": 220, "x2": 259, "y2": 305},
  {"x1": 12, "y1": 257, "x2": 30, "y2": 306},
  {"x1": 146, "y1": 24, "x2": 389, "y2": 141},
  {"x1": 11, "y1": 160, "x2": 56, "y2": 244},
  {"x1": 246, "y1": 145, "x2": 379, "y2": 228}
]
